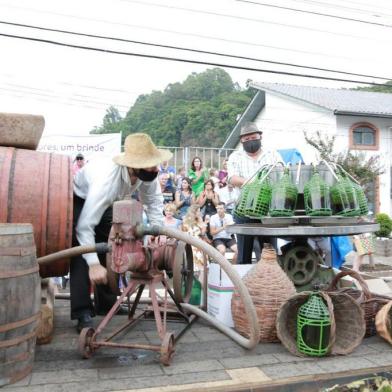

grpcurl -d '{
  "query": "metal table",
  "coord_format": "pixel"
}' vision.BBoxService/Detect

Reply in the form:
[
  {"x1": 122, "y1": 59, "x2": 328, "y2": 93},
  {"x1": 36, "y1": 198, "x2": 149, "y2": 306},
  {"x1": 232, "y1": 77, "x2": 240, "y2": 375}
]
[{"x1": 226, "y1": 216, "x2": 379, "y2": 238}]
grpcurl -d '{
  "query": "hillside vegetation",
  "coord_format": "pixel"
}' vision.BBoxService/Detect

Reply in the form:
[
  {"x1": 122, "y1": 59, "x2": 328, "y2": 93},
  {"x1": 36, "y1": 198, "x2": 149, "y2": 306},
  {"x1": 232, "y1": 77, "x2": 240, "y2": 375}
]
[{"x1": 91, "y1": 68, "x2": 255, "y2": 146}]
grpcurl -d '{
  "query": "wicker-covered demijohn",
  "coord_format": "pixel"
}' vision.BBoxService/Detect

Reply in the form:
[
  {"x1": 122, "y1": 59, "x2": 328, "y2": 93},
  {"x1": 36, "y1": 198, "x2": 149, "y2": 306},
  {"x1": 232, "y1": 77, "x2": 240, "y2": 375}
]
[
  {"x1": 276, "y1": 291, "x2": 365, "y2": 357},
  {"x1": 231, "y1": 244, "x2": 296, "y2": 342}
]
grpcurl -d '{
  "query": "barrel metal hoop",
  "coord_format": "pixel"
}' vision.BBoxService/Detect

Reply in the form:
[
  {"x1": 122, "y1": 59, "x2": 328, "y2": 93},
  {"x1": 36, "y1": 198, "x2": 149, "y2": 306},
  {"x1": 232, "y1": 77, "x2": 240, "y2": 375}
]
[
  {"x1": 0, "y1": 330, "x2": 37, "y2": 349},
  {"x1": 0, "y1": 246, "x2": 36, "y2": 256},
  {"x1": 0, "y1": 265, "x2": 39, "y2": 279},
  {"x1": 0, "y1": 313, "x2": 40, "y2": 333}
]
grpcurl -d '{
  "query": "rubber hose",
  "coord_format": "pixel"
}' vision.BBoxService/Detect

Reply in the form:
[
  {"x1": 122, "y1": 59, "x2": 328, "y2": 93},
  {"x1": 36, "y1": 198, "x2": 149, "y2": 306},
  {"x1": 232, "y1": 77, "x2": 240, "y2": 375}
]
[
  {"x1": 37, "y1": 243, "x2": 110, "y2": 265},
  {"x1": 138, "y1": 225, "x2": 260, "y2": 350}
]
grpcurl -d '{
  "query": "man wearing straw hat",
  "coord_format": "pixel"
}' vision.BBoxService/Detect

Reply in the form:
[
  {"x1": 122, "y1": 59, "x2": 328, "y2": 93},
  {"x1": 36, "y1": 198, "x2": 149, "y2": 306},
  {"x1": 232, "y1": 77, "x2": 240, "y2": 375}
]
[
  {"x1": 227, "y1": 122, "x2": 281, "y2": 264},
  {"x1": 71, "y1": 133, "x2": 172, "y2": 332}
]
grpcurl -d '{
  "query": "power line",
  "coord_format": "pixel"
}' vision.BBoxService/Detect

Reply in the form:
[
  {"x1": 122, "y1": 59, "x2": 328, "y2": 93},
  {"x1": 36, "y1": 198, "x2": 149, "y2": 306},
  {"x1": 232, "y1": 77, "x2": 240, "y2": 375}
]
[
  {"x1": 302, "y1": 0, "x2": 392, "y2": 15},
  {"x1": 0, "y1": 84, "x2": 131, "y2": 109},
  {"x1": 121, "y1": 0, "x2": 392, "y2": 42},
  {"x1": 1, "y1": 31, "x2": 391, "y2": 88},
  {"x1": 1, "y1": 20, "x2": 390, "y2": 81},
  {"x1": 236, "y1": 0, "x2": 392, "y2": 27},
  {"x1": 0, "y1": 3, "x2": 372, "y2": 62}
]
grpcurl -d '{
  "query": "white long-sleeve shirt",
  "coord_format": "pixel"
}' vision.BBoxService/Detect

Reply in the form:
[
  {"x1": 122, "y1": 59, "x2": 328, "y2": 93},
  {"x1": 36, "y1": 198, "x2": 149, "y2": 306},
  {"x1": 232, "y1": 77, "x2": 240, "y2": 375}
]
[
  {"x1": 227, "y1": 148, "x2": 281, "y2": 188},
  {"x1": 74, "y1": 158, "x2": 164, "y2": 266}
]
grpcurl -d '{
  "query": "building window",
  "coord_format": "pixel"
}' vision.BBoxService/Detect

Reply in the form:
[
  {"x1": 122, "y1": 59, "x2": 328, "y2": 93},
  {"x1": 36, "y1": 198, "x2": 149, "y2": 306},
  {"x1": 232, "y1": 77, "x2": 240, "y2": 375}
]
[{"x1": 349, "y1": 122, "x2": 379, "y2": 150}]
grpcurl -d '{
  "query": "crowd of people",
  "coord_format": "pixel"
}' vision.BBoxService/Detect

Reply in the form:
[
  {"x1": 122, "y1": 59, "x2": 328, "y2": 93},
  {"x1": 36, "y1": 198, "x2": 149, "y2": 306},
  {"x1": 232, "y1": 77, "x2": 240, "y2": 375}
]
[{"x1": 156, "y1": 156, "x2": 239, "y2": 266}]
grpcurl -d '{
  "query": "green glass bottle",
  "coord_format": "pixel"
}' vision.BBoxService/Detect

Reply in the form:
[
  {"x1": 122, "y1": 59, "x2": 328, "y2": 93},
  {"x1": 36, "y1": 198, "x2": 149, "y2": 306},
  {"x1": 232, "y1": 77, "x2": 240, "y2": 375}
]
[
  {"x1": 297, "y1": 294, "x2": 331, "y2": 357},
  {"x1": 330, "y1": 175, "x2": 360, "y2": 216},
  {"x1": 303, "y1": 168, "x2": 332, "y2": 216},
  {"x1": 269, "y1": 168, "x2": 298, "y2": 217},
  {"x1": 181, "y1": 276, "x2": 201, "y2": 305},
  {"x1": 189, "y1": 277, "x2": 201, "y2": 306}
]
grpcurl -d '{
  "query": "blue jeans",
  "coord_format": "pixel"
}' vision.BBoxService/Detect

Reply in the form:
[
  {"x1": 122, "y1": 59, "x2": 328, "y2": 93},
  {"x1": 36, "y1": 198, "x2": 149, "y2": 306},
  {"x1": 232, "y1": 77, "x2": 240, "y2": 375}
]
[{"x1": 233, "y1": 214, "x2": 277, "y2": 264}]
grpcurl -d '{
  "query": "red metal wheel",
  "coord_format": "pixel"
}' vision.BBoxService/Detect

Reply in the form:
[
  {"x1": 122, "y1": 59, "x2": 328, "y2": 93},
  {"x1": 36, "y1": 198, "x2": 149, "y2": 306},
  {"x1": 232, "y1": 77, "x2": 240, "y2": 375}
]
[
  {"x1": 160, "y1": 332, "x2": 175, "y2": 366},
  {"x1": 78, "y1": 327, "x2": 95, "y2": 359}
]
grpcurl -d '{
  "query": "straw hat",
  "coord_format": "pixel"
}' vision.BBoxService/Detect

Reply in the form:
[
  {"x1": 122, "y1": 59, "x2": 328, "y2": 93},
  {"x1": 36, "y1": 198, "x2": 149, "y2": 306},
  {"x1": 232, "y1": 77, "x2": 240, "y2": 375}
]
[
  {"x1": 113, "y1": 133, "x2": 173, "y2": 169},
  {"x1": 239, "y1": 122, "x2": 262, "y2": 137}
]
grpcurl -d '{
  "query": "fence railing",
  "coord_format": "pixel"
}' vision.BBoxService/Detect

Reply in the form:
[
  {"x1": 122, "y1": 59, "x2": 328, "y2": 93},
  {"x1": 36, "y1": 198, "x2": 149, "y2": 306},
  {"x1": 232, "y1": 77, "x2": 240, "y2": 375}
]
[{"x1": 158, "y1": 146, "x2": 236, "y2": 171}]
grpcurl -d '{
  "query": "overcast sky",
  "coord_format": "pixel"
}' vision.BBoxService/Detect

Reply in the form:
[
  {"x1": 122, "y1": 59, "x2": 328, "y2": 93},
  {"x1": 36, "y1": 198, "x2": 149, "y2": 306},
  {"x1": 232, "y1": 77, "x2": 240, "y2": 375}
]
[{"x1": 1, "y1": 0, "x2": 392, "y2": 136}]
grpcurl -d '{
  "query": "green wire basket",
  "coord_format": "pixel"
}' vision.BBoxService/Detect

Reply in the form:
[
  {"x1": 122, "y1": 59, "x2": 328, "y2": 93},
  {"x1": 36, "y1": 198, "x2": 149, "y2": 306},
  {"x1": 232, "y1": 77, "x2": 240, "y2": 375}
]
[
  {"x1": 234, "y1": 168, "x2": 272, "y2": 219},
  {"x1": 296, "y1": 293, "x2": 332, "y2": 357}
]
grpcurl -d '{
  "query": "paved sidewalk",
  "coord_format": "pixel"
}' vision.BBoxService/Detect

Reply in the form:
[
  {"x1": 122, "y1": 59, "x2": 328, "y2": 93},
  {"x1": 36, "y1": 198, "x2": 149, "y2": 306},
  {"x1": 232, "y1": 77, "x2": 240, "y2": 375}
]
[{"x1": 4, "y1": 295, "x2": 392, "y2": 392}]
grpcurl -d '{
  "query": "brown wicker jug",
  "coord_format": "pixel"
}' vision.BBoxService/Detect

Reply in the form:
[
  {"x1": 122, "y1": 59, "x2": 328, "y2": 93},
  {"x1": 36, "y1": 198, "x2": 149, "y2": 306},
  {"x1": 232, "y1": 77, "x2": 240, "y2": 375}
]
[
  {"x1": 231, "y1": 244, "x2": 296, "y2": 342},
  {"x1": 375, "y1": 301, "x2": 392, "y2": 345}
]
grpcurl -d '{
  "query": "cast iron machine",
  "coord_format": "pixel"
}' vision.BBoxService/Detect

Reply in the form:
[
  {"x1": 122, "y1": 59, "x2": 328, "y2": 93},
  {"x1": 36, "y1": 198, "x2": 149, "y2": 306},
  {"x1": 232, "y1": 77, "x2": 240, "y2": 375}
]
[
  {"x1": 78, "y1": 200, "x2": 195, "y2": 365},
  {"x1": 76, "y1": 199, "x2": 260, "y2": 365}
]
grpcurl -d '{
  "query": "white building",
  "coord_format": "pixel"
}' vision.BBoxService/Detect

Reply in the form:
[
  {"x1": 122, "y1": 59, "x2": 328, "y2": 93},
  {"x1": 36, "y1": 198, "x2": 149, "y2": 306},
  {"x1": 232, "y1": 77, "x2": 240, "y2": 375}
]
[{"x1": 222, "y1": 82, "x2": 392, "y2": 215}]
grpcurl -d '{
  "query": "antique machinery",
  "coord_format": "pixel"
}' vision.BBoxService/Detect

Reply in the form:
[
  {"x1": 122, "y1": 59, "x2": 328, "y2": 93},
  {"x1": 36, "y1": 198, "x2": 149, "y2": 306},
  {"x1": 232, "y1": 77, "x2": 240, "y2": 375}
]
[{"x1": 38, "y1": 199, "x2": 260, "y2": 365}]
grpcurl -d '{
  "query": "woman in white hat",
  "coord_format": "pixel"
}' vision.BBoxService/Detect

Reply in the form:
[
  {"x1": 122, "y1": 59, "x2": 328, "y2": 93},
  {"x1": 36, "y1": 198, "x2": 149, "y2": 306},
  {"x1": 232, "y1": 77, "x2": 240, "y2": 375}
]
[{"x1": 71, "y1": 133, "x2": 172, "y2": 332}]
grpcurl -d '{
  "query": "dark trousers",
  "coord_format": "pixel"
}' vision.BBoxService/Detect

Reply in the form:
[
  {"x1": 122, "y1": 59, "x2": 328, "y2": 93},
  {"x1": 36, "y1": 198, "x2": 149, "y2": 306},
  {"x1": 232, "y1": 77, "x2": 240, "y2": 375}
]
[
  {"x1": 233, "y1": 213, "x2": 277, "y2": 264},
  {"x1": 70, "y1": 195, "x2": 117, "y2": 320}
]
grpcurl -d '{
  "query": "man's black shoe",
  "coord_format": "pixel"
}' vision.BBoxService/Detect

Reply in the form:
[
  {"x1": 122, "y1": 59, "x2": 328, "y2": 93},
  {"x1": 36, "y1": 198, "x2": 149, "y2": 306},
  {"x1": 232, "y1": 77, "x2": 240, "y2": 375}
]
[
  {"x1": 95, "y1": 304, "x2": 129, "y2": 316},
  {"x1": 76, "y1": 313, "x2": 93, "y2": 333}
]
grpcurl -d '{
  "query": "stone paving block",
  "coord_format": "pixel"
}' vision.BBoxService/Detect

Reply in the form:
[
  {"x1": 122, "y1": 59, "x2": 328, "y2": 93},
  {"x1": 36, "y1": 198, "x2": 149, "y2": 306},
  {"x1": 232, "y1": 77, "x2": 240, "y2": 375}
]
[
  {"x1": 261, "y1": 361, "x2": 326, "y2": 379},
  {"x1": 30, "y1": 368, "x2": 98, "y2": 386},
  {"x1": 251, "y1": 342, "x2": 287, "y2": 355},
  {"x1": 364, "y1": 352, "x2": 392, "y2": 367},
  {"x1": 34, "y1": 349, "x2": 81, "y2": 361},
  {"x1": 366, "y1": 342, "x2": 392, "y2": 352},
  {"x1": 99, "y1": 364, "x2": 164, "y2": 380},
  {"x1": 272, "y1": 352, "x2": 314, "y2": 363},
  {"x1": 165, "y1": 369, "x2": 230, "y2": 386},
  {"x1": 315, "y1": 356, "x2": 375, "y2": 372},
  {"x1": 175, "y1": 344, "x2": 244, "y2": 362},
  {"x1": 219, "y1": 354, "x2": 279, "y2": 369},
  {"x1": 192, "y1": 330, "x2": 232, "y2": 342},
  {"x1": 163, "y1": 359, "x2": 224, "y2": 375},
  {"x1": 344, "y1": 344, "x2": 379, "y2": 357},
  {"x1": 176, "y1": 339, "x2": 240, "y2": 353}
]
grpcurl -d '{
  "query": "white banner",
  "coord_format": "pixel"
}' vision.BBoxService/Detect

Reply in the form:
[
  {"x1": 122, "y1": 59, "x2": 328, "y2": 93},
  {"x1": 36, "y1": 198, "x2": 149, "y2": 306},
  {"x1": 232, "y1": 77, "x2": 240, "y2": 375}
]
[{"x1": 37, "y1": 133, "x2": 122, "y2": 160}]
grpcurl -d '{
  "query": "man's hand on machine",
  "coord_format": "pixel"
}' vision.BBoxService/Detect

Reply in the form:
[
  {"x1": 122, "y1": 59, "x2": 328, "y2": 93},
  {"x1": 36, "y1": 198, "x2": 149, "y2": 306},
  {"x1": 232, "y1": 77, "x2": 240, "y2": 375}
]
[{"x1": 89, "y1": 264, "x2": 108, "y2": 285}]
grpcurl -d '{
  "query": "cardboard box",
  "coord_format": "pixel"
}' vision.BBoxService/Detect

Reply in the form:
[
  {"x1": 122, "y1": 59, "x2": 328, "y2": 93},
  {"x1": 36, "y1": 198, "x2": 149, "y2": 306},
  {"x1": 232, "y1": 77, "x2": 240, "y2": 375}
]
[{"x1": 207, "y1": 263, "x2": 253, "y2": 327}]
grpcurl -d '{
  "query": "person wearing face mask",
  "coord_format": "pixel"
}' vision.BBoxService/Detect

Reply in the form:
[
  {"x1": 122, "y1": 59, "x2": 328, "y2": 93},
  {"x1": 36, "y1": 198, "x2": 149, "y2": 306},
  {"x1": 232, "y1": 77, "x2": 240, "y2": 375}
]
[
  {"x1": 227, "y1": 122, "x2": 281, "y2": 264},
  {"x1": 71, "y1": 133, "x2": 171, "y2": 332}
]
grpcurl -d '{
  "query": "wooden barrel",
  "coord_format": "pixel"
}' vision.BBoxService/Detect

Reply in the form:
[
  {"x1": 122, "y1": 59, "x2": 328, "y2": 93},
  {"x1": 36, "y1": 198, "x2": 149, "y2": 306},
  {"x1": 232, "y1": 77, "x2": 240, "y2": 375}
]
[
  {"x1": 0, "y1": 224, "x2": 40, "y2": 386},
  {"x1": 0, "y1": 147, "x2": 73, "y2": 278}
]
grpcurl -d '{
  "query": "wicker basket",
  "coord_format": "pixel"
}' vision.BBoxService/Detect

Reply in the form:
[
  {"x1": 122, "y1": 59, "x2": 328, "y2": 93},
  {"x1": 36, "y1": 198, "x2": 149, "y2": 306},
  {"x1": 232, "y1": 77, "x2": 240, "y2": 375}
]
[
  {"x1": 327, "y1": 270, "x2": 390, "y2": 337},
  {"x1": 276, "y1": 291, "x2": 365, "y2": 357},
  {"x1": 231, "y1": 245, "x2": 296, "y2": 342},
  {"x1": 375, "y1": 300, "x2": 392, "y2": 345}
]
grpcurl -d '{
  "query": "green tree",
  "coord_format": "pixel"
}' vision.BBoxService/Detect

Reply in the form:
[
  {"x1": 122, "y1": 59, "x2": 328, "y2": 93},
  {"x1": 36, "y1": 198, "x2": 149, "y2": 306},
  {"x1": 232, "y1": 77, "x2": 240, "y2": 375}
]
[
  {"x1": 304, "y1": 131, "x2": 384, "y2": 188},
  {"x1": 91, "y1": 68, "x2": 254, "y2": 147},
  {"x1": 353, "y1": 80, "x2": 392, "y2": 93},
  {"x1": 91, "y1": 106, "x2": 126, "y2": 134}
]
